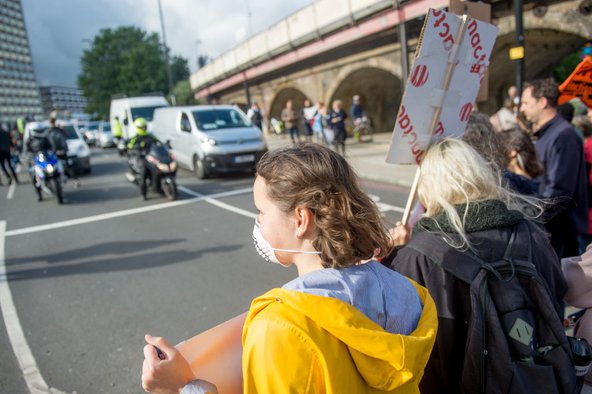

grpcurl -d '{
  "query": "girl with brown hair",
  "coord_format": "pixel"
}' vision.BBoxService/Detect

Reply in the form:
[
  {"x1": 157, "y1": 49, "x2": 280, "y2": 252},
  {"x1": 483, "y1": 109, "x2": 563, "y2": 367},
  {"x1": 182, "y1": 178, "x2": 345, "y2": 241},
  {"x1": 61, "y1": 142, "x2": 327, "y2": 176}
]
[{"x1": 142, "y1": 144, "x2": 437, "y2": 394}]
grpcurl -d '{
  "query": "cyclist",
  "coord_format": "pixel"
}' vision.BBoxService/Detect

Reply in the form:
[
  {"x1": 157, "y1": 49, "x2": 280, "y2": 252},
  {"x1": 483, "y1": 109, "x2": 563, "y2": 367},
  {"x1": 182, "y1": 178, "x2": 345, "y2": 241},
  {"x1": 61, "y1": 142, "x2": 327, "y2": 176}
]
[{"x1": 350, "y1": 95, "x2": 373, "y2": 142}]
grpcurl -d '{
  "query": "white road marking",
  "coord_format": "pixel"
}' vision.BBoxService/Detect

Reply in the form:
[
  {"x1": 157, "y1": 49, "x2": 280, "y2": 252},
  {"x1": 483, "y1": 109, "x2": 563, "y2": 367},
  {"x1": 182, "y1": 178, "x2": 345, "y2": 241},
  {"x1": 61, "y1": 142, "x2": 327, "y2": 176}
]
[
  {"x1": 0, "y1": 221, "x2": 66, "y2": 394},
  {"x1": 5, "y1": 186, "x2": 254, "y2": 237},
  {"x1": 178, "y1": 185, "x2": 257, "y2": 219},
  {"x1": 6, "y1": 182, "x2": 16, "y2": 199},
  {"x1": 369, "y1": 194, "x2": 405, "y2": 213}
]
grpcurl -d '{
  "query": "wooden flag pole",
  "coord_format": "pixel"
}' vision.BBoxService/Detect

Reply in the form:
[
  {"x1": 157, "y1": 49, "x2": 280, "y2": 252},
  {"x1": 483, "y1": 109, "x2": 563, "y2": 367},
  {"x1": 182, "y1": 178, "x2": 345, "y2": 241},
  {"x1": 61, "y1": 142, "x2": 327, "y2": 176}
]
[{"x1": 400, "y1": 14, "x2": 469, "y2": 226}]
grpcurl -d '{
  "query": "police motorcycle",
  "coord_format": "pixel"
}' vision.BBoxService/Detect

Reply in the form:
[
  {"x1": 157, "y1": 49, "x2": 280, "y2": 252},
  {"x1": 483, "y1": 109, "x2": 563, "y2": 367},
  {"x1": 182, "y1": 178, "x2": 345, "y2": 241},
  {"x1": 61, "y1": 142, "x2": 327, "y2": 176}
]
[
  {"x1": 31, "y1": 150, "x2": 64, "y2": 204},
  {"x1": 125, "y1": 140, "x2": 178, "y2": 201}
]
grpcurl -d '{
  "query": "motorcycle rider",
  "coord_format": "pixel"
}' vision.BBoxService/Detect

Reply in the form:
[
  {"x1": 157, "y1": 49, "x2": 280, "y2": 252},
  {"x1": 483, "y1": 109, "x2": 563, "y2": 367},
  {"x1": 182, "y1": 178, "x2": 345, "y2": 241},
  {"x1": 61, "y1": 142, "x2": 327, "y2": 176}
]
[
  {"x1": 46, "y1": 118, "x2": 79, "y2": 187},
  {"x1": 26, "y1": 127, "x2": 51, "y2": 201},
  {"x1": 127, "y1": 118, "x2": 160, "y2": 200}
]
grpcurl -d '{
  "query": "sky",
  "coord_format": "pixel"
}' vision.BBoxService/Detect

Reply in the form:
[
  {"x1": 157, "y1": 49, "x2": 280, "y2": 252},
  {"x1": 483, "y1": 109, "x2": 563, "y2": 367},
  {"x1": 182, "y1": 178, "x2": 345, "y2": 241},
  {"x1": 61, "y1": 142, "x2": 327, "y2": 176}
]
[{"x1": 21, "y1": 0, "x2": 313, "y2": 87}]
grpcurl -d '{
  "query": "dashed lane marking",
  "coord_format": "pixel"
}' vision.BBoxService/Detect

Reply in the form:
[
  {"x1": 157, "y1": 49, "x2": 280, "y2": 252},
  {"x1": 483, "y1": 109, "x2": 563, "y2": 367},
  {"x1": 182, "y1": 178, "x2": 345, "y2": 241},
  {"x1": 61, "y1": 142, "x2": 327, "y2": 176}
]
[{"x1": 6, "y1": 182, "x2": 15, "y2": 199}]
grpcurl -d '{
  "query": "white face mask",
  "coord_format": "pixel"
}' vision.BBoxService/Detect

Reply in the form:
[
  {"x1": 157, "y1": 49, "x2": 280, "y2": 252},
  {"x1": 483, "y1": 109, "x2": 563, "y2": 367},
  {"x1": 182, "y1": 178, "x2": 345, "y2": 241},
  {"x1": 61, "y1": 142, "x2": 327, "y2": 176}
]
[{"x1": 252, "y1": 221, "x2": 321, "y2": 266}]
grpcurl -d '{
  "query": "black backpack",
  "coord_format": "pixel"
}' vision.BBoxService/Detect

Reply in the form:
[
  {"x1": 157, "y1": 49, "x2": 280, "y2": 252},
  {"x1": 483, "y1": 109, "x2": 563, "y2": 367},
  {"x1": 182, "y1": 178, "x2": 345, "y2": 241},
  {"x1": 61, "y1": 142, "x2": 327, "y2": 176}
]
[{"x1": 407, "y1": 222, "x2": 578, "y2": 394}]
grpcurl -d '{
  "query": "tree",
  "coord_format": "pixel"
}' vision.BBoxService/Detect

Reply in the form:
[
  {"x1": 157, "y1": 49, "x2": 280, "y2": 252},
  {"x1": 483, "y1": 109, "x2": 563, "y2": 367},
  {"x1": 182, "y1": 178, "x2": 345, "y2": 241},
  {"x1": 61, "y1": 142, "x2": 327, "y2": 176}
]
[
  {"x1": 171, "y1": 56, "x2": 190, "y2": 85},
  {"x1": 172, "y1": 80, "x2": 196, "y2": 105},
  {"x1": 78, "y1": 26, "x2": 189, "y2": 118}
]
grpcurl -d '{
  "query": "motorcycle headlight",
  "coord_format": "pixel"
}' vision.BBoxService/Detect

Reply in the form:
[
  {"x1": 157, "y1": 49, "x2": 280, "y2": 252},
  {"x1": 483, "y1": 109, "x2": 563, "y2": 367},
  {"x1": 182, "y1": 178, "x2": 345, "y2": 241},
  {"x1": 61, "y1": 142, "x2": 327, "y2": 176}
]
[{"x1": 46, "y1": 164, "x2": 54, "y2": 173}]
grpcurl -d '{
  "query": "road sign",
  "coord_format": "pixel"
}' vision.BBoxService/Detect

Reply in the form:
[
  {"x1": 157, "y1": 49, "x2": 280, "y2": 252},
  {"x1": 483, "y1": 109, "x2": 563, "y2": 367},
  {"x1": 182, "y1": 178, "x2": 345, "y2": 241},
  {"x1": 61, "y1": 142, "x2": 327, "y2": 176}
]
[{"x1": 509, "y1": 46, "x2": 525, "y2": 60}]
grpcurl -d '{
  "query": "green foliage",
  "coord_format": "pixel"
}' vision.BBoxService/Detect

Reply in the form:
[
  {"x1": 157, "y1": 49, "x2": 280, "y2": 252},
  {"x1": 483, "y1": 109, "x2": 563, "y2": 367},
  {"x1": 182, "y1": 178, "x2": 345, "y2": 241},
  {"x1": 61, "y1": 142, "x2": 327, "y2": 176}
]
[
  {"x1": 553, "y1": 52, "x2": 583, "y2": 83},
  {"x1": 77, "y1": 26, "x2": 189, "y2": 118},
  {"x1": 171, "y1": 80, "x2": 196, "y2": 105},
  {"x1": 170, "y1": 56, "x2": 190, "y2": 85}
]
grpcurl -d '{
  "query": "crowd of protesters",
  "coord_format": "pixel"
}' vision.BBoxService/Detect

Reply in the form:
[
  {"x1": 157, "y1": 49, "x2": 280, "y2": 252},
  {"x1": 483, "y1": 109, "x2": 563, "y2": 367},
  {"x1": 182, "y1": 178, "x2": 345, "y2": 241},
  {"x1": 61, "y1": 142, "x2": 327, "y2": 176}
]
[{"x1": 143, "y1": 78, "x2": 592, "y2": 393}]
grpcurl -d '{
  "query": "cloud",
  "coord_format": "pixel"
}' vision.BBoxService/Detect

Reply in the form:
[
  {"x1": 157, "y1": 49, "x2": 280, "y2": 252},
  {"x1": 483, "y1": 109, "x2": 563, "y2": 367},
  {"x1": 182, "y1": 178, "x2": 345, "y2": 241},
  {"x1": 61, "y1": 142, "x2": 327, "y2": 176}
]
[{"x1": 21, "y1": 0, "x2": 313, "y2": 87}]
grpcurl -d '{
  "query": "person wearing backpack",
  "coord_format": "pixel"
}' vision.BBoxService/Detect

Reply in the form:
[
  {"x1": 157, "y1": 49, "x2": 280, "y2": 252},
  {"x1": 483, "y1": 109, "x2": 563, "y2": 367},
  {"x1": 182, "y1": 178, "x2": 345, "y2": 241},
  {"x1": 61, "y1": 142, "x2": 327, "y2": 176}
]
[{"x1": 387, "y1": 139, "x2": 575, "y2": 393}]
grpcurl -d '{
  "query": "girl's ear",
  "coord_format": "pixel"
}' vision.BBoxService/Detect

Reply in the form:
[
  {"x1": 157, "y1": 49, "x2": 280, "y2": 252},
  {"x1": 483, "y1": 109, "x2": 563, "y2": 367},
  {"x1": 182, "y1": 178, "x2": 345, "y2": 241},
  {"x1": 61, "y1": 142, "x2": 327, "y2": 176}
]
[
  {"x1": 293, "y1": 206, "x2": 314, "y2": 238},
  {"x1": 510, "y1": 149, "x2": 518, "y2": 158}
]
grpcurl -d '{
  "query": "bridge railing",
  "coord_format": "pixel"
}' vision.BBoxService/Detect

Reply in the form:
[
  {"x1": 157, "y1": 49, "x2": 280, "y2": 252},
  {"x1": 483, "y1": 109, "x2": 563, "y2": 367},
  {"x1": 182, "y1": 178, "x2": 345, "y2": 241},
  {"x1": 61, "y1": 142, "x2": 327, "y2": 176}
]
[{"x1": 190, "y1": 0, "x2": 394, "y2": 91}]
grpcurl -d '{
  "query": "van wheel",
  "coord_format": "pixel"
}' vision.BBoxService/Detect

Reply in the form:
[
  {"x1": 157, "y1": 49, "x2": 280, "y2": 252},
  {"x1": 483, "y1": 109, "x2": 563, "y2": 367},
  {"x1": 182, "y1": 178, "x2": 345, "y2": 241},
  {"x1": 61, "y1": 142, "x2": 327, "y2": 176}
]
[{"x1": 194, "y1": 156, "x2": 208, "y2": 180}]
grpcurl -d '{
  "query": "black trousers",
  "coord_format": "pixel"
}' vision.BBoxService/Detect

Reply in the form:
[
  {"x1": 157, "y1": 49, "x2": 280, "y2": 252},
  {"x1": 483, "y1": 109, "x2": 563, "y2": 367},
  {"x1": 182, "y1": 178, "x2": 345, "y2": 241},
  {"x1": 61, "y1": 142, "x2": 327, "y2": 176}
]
[{"x1": 0, "y1": 150, "x2": 17, "y2": 181}]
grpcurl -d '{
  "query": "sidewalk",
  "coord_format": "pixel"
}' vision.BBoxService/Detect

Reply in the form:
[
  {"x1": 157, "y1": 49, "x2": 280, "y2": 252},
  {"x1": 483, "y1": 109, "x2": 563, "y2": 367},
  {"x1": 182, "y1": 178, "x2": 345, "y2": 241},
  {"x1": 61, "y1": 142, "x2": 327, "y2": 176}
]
[{"x1": 264, "y1": 132, "x2": 417, "y2": 188}]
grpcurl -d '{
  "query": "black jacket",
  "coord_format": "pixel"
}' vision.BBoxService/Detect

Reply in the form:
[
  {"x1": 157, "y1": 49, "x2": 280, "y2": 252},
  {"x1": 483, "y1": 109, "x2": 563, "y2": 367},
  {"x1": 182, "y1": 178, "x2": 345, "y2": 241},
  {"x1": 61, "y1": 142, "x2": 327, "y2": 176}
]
[
  {"x1": 389, "y1": 200, "x2": 567, "y2": 394},
  {"x1": 534, "y1": 115, "x2": 588, "y2": 235}
]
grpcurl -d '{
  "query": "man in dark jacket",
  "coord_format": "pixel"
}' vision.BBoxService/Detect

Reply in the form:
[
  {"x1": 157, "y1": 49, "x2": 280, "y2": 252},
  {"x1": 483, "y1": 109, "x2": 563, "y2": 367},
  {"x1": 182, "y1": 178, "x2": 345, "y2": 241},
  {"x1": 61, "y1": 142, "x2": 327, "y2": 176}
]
[
  {"x1": 0, "y1": 124, "x2": 18, "y2": 184},
  {"x1": 520, "y1": 78, "x2": 588, "y2": 258}
]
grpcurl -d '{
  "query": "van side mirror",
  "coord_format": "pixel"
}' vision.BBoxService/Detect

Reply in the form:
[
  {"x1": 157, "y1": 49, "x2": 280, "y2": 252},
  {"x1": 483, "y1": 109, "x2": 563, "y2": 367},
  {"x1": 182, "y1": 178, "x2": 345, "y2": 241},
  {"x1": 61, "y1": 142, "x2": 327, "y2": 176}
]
[{"x1": 123, "y1": 118, "x2": 128, "y2": 126}]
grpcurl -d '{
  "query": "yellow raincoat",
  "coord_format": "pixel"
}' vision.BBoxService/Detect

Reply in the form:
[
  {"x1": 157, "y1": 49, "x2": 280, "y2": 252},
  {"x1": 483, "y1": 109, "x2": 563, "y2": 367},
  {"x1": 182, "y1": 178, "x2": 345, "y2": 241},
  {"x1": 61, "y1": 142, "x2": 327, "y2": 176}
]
[{"x1": 241, "y1": 280, "x2": 437, "y2": 393}]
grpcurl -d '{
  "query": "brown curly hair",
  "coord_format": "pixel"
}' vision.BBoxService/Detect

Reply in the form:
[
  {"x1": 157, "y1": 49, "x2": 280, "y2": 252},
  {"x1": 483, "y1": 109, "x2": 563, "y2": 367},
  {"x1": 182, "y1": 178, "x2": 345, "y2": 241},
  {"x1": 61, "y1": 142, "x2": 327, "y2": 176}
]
[{"x1": 255, "y1": 144, "x2": 390, "y2": 269}]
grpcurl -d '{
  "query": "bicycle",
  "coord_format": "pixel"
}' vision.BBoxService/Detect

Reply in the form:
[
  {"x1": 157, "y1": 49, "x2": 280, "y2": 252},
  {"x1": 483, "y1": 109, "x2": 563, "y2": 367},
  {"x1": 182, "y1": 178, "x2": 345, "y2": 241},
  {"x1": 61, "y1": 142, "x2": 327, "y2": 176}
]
[{"x1": 352, "y1": 117, "x2": 374, "y2": 143}]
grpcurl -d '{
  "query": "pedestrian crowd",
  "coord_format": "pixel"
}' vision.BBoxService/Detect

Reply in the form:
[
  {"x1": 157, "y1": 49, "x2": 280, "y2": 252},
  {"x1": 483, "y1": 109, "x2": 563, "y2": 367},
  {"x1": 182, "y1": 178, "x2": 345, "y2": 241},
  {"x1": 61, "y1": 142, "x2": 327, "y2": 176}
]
[
  {"x1": 142, "y1": 76, "x2": 592, "y2": 394},
  {"x1": 246, "y1": 94, "x2": 371, "y2": 157}
]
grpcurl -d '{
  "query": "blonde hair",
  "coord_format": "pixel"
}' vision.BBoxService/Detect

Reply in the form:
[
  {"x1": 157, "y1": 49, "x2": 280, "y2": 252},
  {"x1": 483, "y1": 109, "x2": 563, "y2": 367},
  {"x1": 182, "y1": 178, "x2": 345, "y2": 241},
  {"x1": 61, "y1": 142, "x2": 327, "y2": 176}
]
[
  {"x1": 418, "y1": 139, "x2": 541, "y2": 248},
  {"x1": 256, "y1": 143, "x2": 390, "y2": 268}
]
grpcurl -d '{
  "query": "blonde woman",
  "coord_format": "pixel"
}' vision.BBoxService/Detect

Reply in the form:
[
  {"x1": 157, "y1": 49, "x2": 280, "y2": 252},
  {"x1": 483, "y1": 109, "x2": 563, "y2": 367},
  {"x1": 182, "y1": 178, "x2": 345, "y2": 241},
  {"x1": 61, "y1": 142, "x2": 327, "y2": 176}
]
[
  {"x1": 387, "y1": 139, "x2": 568, "y2": 393},
  {"x1": 143, "y1": 144, "x2": 437, "y2": 394}
]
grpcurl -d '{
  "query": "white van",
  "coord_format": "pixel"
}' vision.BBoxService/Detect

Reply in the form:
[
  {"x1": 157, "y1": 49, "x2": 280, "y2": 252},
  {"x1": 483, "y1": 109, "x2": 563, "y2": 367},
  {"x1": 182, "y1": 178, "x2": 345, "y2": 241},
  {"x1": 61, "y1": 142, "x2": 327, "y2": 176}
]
[
  {"x1": 152, "y1": 105, "x2": 268, "y2": 179},
  {"x1": 109, "y1": 95, "x2": 169, "y2": 139}
]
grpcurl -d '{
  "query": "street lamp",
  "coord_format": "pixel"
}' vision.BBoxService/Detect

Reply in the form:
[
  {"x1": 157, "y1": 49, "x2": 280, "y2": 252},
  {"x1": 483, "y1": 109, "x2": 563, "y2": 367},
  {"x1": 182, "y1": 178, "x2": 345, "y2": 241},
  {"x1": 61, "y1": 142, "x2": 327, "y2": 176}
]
[{"x1": 157, "y1": 0, "x2": 176, "y2": 105}]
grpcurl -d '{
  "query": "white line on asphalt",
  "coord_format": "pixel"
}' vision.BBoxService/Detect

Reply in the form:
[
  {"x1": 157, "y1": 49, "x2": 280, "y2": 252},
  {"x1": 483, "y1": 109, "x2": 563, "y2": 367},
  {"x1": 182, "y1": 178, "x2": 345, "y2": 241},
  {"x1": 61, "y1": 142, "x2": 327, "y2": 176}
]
[
  {"x1": 369, "y1": 194, "x2": 405, "y2": 213},
  {"x1": 0, "y1": 221, "x2": 66, "y2": 394},
  {"x1": 6, "y1": 182, "x2": 15, "y2": 199},
  {"x1": 5, "y1": 186, "x2": 254, "y2": 237},
  {"x1": 178, "y1": 185, "x2": 257, "y2": 219}
]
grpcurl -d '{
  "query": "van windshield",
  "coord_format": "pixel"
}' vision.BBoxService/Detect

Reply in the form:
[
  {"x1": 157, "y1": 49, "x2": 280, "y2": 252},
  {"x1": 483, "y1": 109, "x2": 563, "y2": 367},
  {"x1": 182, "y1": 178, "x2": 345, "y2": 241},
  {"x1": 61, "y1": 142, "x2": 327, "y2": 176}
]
[
  {"x1": 131, "y1": 106, "x2": 167, "y2": 122},
  {"x1": 192, "y1": 109, "x2": 251, "y2": 131}
]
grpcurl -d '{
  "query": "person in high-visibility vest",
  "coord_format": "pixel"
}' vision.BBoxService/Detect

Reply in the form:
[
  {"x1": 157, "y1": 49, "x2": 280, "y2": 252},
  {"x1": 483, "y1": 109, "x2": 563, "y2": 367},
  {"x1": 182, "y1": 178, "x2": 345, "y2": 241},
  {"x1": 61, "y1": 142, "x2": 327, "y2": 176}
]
[
  {"x1": 16, "y1": 117, "x2": 25, "y2": 135},
  {"x1": 112, "y1": 116, "x2": 123, "y2": 140}
]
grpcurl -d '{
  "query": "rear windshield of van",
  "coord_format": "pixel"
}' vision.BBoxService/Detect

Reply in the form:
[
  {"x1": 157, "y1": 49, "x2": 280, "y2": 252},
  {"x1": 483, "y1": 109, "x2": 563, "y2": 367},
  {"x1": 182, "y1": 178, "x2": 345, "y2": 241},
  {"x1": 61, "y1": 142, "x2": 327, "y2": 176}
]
[
  {"x1": 192, "y1": 109, "x2": 250, "y2": 131},
  {"x1": 131, "y1": 106, "x2": 167, "y2": 122},
  {"x1": 63, "y1": 125, "x2": 80, "y2": 140}
]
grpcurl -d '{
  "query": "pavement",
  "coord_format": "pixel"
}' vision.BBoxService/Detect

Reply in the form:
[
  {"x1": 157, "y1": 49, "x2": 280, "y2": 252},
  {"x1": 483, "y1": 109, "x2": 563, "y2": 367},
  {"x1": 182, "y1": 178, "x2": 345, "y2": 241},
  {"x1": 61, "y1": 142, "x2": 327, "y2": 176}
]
[{"x1": 264, "y1": 131, "x2": 417, "y2": 188}]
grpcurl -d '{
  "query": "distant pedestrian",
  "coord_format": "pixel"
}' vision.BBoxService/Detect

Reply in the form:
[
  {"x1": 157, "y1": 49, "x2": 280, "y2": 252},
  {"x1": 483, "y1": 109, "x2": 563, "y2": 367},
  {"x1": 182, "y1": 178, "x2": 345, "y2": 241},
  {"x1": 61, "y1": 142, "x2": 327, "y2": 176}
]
[
  {"x1": 490, "y1": 98, "x2": 517, "y2": 132},
  {"x1": 328, "y1": 99, "x2": 347, "y2": 155},
  {"x1": 281, "y1": 100, "x2": 300, "y2": 144},
  {"x1": 521, "y1": 78, "x2": 588, "y2": 258},
  {"x1": 301, "y1": 99, "x2": 316, "y2": 143},
  {"x1": 246, "y1": 102, "x2": 264, "y2": 131},
  {"x1": 0, "y1": 124, "x2": 18, "y2": 185},
  {"x1": 312, "y1": 101, "x2": 327, "y2": 144}
]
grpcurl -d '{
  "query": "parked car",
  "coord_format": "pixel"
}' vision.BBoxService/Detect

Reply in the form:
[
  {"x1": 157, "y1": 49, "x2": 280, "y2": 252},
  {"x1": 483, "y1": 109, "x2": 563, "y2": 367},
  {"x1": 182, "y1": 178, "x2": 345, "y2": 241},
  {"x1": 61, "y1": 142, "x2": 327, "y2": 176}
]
[
  {"x1": 79, "y1": 121, "x2": 100, "y2": 146},
  {"x1": 152, "y1": 105, "x2": 267, "y2": 179},
  {"x1": 23, "y1": 121, "x2": 91, "y2": 174},
  {"x1": 98, "y1": 122, "x2": 115, "y2": 148}
]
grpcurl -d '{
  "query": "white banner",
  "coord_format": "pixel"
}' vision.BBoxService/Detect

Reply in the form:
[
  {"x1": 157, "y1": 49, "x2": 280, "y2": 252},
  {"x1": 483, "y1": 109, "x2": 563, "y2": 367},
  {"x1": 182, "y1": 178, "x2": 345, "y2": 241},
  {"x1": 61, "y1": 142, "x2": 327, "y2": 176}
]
[{"x1": 386, "y1": 8, "x2": 499, "y2": 165}]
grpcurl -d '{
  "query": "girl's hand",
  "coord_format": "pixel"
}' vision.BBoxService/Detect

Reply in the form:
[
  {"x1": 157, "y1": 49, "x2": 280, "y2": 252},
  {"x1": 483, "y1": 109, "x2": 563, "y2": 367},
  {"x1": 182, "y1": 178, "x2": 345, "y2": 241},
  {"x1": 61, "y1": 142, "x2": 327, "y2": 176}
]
[{"x1": 142, "y1": 334, "x2": 196, "y2": 394}]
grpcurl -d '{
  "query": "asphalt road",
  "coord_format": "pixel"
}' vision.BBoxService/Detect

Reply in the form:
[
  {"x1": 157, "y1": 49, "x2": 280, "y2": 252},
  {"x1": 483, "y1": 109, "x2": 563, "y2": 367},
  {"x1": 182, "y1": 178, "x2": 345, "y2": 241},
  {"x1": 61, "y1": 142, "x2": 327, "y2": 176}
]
[{"x1": 0, "y1": 147, "x2": 409, "y2": 394}]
